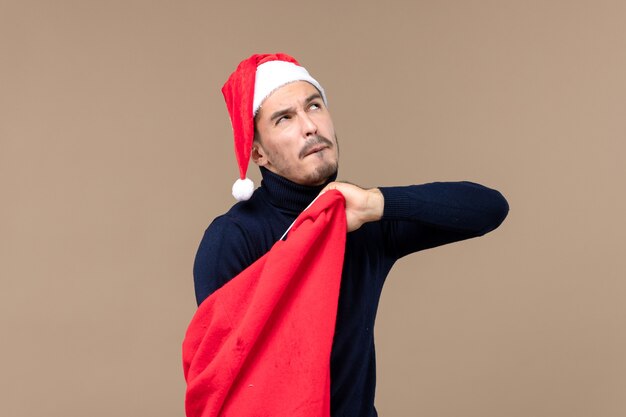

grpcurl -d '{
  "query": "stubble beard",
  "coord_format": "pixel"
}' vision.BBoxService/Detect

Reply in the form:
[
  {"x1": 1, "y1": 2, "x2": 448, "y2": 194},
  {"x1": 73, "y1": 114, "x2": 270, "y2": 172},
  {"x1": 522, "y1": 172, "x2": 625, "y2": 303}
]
[
  {"x1": 299, "y1": 134, "x2": 339, "y2": 185},
  {"x1": 257, "y1": 134, "x2": 340, "y2": 186},
  {"x1": 304, "y1": 157, "x2": 338, "y2": 185}
]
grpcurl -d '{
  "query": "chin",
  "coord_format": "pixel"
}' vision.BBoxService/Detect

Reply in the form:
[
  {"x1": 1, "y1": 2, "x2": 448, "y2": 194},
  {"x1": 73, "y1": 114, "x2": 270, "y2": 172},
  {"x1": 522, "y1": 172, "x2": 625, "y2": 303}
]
[{"x1": 303, "y1": 161, "x2": 338, "y2": 186}]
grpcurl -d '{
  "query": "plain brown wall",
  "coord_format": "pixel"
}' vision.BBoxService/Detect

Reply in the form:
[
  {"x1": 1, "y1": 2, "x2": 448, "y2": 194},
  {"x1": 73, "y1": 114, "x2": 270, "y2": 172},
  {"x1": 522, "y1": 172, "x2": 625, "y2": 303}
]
[{"x1": 2, "y1": 1, "x2": 625, "y2": 416}]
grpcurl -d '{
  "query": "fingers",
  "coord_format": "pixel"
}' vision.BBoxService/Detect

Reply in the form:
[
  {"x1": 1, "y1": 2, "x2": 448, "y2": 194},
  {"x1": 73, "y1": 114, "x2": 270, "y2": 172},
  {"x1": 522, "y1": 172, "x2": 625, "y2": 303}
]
[
  {"x1": 320, "y1": 181, "x2": 340, "y2": 195},
  {"x1": 321, "y1": 181, "x2": 360, "y2": 194}
]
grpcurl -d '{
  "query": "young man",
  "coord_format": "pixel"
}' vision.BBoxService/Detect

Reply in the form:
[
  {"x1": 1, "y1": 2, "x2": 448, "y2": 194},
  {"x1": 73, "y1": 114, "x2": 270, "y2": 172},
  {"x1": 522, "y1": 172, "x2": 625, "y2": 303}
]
[{"x1": 192, "y1": 53, "x2": 509, "y2": 416}]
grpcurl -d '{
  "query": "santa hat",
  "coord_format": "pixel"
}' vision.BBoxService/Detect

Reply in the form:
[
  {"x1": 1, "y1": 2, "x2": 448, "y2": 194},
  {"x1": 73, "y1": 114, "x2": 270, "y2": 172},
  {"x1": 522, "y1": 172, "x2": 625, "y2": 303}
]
[{"x1": 222, "y1": 53, "x2": 327, "y2": 201}]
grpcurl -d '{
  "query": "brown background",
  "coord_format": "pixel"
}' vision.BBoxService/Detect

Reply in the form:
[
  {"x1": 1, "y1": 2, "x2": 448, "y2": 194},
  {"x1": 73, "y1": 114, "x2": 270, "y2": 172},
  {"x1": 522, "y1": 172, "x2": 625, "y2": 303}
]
[{"x1": 2, "y1": 1, "x2": 625, "y2": 416}]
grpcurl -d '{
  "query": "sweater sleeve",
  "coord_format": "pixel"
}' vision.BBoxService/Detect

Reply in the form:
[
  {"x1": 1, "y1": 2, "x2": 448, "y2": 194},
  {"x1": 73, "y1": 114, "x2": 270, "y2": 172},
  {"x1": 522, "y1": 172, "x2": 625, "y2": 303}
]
[
  {"x1": 193, "y1": 215, "x2": 257, "y2": 306},
  {"x1": 379, "y1": 182, "x2": 509, "y2": 258}
]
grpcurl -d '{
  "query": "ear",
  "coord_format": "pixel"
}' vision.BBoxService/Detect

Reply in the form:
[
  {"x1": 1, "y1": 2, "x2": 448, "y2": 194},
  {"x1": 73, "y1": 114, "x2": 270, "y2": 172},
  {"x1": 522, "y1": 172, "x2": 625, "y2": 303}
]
[{"x1": 251, "y1": 142, "x2": 269, "y2": 167}]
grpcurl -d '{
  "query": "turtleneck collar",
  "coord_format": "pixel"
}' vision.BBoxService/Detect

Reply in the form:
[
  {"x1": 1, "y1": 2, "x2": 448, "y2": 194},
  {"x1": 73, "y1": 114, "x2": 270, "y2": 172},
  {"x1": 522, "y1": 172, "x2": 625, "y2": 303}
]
[{"x1": 259, "y1": 167, "x2": 338, "y2": 215}]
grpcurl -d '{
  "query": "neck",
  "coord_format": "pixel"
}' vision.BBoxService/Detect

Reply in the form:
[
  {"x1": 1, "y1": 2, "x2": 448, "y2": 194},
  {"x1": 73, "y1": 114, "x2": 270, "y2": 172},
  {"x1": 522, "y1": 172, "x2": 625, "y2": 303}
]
[{"x1": 259, "y1": 167, "x2": 337, "y2": 214}]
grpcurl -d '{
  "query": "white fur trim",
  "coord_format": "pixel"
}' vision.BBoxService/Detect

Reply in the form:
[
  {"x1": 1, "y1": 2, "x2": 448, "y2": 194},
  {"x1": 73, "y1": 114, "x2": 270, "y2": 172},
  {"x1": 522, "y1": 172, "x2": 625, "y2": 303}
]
[
  {"x1": 232, "y1": 177, "x2": 255, "y2": 201},
  {"x1": 253, "y1": 60, "x2": 327, "y2": 116}
]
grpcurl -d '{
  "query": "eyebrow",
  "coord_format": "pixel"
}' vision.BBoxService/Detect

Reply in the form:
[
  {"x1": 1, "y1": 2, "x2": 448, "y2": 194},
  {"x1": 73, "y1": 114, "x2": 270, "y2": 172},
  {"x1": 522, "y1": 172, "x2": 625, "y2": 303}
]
[
  {"x1": 268, "y1": 93, "x2": 323, "y2": 122},
  {"x1": 304, "y1": 92, "x2": 323, "y2": 105}
]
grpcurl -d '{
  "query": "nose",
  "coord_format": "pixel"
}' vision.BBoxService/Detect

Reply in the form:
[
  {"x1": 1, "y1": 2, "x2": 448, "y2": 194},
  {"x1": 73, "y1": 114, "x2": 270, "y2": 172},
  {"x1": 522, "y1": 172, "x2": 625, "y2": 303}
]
[{"x1": 300, "y1": 112, "x2": 318, "y2": 137}]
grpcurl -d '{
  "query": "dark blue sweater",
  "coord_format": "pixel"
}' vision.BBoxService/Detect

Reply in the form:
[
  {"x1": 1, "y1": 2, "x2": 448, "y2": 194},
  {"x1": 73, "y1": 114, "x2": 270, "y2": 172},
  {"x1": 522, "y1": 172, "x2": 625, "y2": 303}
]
[{"x1": 194, "y1": 167, "x2": 509, "y2": 417}]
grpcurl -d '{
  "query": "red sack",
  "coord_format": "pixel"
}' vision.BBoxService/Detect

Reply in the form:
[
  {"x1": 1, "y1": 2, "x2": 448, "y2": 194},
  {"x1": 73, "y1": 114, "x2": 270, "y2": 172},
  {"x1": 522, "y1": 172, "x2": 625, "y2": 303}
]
[{"x1": 183, "y1": 190, "x2": 346, "y2": 417}]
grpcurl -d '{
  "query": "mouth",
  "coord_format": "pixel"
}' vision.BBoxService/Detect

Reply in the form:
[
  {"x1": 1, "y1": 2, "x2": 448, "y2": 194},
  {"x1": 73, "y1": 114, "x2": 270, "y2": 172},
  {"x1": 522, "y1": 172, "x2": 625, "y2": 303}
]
[
  {"x1": 302, "y1": 145, "x2": 328, "y2": 158},
  {"x1": 299, "y1": 135, "x2": 335, "y2": 159}
]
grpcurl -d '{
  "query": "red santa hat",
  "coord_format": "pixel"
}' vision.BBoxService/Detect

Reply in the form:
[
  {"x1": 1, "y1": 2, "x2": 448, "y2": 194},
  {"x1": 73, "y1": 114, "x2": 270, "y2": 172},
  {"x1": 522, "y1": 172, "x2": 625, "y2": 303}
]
[{"x1": 222, "y1": 53, "x2": 327, "y2": 201}]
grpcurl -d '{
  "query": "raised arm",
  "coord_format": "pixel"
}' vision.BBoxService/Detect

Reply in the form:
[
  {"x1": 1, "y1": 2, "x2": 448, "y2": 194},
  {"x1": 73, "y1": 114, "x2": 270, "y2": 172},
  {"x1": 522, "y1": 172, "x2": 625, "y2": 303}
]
[{"x1": 322, "y1": 180, "x2": 509, "y2": 257}]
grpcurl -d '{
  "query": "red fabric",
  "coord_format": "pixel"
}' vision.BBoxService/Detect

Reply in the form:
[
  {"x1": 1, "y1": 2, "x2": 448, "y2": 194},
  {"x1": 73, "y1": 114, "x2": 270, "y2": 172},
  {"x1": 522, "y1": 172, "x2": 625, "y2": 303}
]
[
  {"x1": 221, "y1": 53, "x2": 300, "y2": 181},
  {"x1": 183, "y1": 190, "x2": 346, "y2": 417}
]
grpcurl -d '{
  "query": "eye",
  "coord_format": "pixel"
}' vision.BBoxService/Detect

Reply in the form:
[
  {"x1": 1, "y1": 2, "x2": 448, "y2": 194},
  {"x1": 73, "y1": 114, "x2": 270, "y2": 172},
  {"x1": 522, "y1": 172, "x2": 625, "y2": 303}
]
[
  {"x1": 275, "y1": 114, "x2": 291, "y2": 125},
  {"x1": 308, "y1": 102, "x2": 322, "y2": 111}
]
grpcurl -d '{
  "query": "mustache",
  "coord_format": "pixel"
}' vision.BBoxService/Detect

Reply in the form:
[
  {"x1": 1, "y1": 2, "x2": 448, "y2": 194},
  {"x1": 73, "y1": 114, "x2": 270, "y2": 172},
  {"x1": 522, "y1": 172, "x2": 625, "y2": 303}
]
[{"x1": 299, "y1": 135, "x2": 334, "y2": 159}]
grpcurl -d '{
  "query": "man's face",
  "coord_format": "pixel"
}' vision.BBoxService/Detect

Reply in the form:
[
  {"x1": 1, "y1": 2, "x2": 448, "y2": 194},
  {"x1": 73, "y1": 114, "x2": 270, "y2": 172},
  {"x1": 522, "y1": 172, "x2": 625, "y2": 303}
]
[{"x1": 252, "y1": 81, "x2": 339, "y2": 186}]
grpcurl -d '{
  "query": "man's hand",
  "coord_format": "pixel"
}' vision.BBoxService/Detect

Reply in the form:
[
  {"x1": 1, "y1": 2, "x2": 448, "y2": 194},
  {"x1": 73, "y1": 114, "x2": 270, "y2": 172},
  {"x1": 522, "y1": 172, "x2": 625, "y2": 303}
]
[{"x1": 320, "y1": 182, "x2": 384, "y2": 232}]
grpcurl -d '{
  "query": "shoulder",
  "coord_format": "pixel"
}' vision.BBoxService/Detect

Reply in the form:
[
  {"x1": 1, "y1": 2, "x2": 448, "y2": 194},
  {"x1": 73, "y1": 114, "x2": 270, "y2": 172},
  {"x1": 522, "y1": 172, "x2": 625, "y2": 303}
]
[
  {"x1": 196, "y1": 189, "x2": 288, "y2": 270},
  {"x1": 193, "y1": 197, "x2": 273, "y2": 305},
  {"x1": 201, "y1": 196, "x2": 267, "y2": 250},
  {"x1": 205, "y1": 192, "x2": 277, "y2": 241}
]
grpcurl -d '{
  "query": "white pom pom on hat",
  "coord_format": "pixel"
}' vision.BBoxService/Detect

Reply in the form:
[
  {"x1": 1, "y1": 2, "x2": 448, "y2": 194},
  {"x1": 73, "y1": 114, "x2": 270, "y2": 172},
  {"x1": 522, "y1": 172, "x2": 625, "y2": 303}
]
[
  {"x1": 232, "y1": 178, "x2": 255, "y2": 202},
  {"x1": 221, "y1": 53, "x2": 327, "y2": 201}
]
